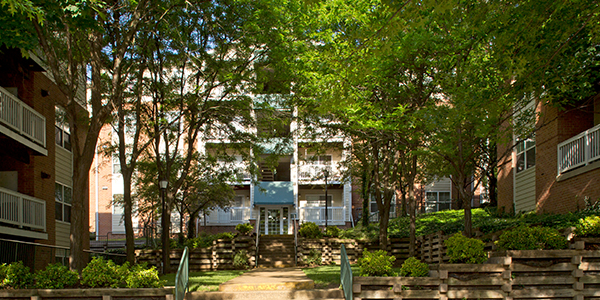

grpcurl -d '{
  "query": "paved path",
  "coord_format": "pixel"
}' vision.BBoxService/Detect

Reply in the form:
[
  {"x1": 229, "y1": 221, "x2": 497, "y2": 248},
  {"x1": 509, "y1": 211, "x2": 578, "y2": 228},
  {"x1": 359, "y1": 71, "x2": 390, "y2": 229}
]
[{"x1": 219, "y1": 268, "x2": 314, "y2": 291}]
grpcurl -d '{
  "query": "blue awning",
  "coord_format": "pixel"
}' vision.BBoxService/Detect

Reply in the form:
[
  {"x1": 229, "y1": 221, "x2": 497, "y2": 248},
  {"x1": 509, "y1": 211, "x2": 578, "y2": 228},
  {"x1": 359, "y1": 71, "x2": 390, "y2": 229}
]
[{"x1": 253, "y1": 181, "x2": 294, "y2": 205}]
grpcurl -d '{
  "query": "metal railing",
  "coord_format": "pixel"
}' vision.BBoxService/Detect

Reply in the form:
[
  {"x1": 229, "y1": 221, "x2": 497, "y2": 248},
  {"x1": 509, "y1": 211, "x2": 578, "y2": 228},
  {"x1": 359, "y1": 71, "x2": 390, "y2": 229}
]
[
  {"x1": 203, "y1": 207, "x2": 253, "y2": 224},
  {"x1": 298, "y1": 165, "x2": 343, "y2": 182},
  {"x1": 0, "y1": 238, "x2": 69, "y2": 268},
  {"x1": 0, "y1": 86, "x2": 46, "y2": 147},
  {"x1": 340, "y1": 244, "x2": 353, "y2": 300},
  {"x1": 298, "y1": 206, "x2": 345, "y2": 224},
  {"x1": 255, "y1": 213, "x2": 260, "y2": 267},
  {"x1": 0, "y1": 186, "x2": 46, "y2": 231},
  {"x1": 174, "y1": 246, "x2": 189, "y2": 300},
  {"x1": 558, "y1": 124, "x2": 600, "y2": 174}
]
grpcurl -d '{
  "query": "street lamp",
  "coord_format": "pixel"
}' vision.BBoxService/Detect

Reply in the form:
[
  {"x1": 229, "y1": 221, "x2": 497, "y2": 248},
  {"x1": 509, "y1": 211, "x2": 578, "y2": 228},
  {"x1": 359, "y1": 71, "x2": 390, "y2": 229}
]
[
  {"x1": 159, "y1": 179, "x2": 168, "y2": 274},
  {"x1": 324, "y1": 168, "x2": 329, "y2": 230}
]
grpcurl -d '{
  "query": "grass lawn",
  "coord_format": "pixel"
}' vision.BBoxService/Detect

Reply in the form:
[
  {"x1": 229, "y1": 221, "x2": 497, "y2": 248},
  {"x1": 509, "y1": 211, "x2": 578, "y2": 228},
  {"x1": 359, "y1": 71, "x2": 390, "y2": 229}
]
[
  {"x1": 302, "y1": 265, "x2": 360, "y2": 289},
  {"x1": 161, "y1": 270, "x2": 247, "y2": 291}
]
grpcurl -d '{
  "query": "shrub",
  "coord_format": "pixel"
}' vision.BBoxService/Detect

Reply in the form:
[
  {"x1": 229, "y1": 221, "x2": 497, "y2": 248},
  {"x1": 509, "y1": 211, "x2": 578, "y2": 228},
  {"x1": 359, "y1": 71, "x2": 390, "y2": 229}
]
[
  {"x1": 2, "y1": 261, "x2": 34, "y2": 289},
  {"x1": 400, "y1": 257, "x2": 429, "y2": 277},
  {"x1": 233, "y1": 250, "x2": 250, "y2": 269},
  {"x1": 0, "y1": 263, "x2": 7, "y2": 285},
  {"x1": 325, "y1": 226, "x2": 341, "y2": 238},
  {"x1": 185, "y1": 232, "x2": 235, "y2": 249},
  {"x1": 575, "y1": 216, "x2": 600, "y2": 237},
  {"x1": 126, "y1": 263, "x2": 163, "y2": 288},
  {"x1": 495, "y1": 226, "x2": 568, "y2": 250},
  {"x1": 358, "y1": 250, "x2": 396, "y2": 277},
  {"x1": 302, "y1": 249, "x2": 322, "y2": 266},
  {"x1": 81, "y1": 257, "x2": 125, "y2": 288},
  {"x1": 299, "y1": 222, "x2": 322, "y2": 239},
  {"x1": 34, "y1": 263, "x2": 79, "y2": 289},
  {"x1": 236, "y1": 223, "x2": 254, "y2": 235},
  {"x1": 444, "y1": 233, "x2": 488, "y2": 264}
]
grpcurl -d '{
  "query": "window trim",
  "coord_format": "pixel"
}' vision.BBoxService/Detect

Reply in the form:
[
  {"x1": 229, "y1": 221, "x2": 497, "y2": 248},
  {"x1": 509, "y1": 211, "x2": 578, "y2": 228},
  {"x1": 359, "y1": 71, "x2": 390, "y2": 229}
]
[
  {"x1": 515, "y1": 137, "x2": 536, "y2": 173},
  {"x1": 55, "y1": 182, "x2": 72, "y2": 223}
]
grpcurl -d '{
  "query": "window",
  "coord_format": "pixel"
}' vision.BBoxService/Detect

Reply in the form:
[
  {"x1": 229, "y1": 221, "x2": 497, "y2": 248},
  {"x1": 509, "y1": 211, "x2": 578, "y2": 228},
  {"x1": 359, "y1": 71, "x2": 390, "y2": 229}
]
[
  {"x1": 234, "y1": 195, "x2": 244, "y2": 207},
  {"x1": 55, "y1": 183, "x2": 72, "y2": 223},
  {"x1": 112, "y1": 155, "x2": 121, "y2": 174},
  {"x1": 308, "y1": 155, "x2": 332, "y2": 165},
  {"x1": 306, "y1": 194, "x2": 332, "y2": 207},
  {"x1": 55, "y1": 106, "x2": 71, "y2": 151},
  {"x1": 516, "y1": 137, "x2": 536, "y2": 173},
  {"x1": 424, "y1": 191, "x2": 451, "y2": 213}
]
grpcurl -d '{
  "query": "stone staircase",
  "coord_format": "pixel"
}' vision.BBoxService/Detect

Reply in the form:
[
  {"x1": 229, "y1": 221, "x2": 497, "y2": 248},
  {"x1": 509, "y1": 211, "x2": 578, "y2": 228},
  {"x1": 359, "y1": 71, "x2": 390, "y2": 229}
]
[{"x1": 258, "y1": 235, "x2": 296, "y2": 268}]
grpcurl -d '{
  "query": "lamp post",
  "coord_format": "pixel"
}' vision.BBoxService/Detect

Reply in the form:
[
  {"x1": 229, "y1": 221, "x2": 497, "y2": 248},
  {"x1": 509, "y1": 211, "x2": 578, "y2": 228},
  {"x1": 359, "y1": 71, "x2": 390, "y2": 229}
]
[
  {"x1": 324, "y1": 169, "x2": 329, "y2": 230},
  {"x1": 159, "y1": 179, "x2": 168, "y2": 274}
]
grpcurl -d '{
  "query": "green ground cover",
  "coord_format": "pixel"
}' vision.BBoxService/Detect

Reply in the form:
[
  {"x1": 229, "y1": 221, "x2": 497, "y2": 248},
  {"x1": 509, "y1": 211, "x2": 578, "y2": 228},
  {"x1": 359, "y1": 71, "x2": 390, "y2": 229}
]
[
  {"x1": 160, "y1": 270, "x2": 247, "y2": 291},
  {"x1": 302, "y1": 265, "x2": 360, "y2": 288}
]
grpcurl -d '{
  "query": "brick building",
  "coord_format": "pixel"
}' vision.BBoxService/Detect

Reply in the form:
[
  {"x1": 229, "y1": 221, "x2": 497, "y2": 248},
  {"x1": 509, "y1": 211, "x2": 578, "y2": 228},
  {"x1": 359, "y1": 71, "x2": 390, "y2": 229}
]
[{"x1": 498, "y1": 97, "x2": 600, "y2": 214}]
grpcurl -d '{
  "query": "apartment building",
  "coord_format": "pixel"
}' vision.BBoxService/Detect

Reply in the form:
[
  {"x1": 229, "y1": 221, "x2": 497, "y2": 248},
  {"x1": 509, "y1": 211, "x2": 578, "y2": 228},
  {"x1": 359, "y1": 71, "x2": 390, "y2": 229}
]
[
  {"x1": 0, "y1": 48, "x2": 82, "y2": 270},
  {"x1": 498, "y1": 97, "x2": 600, "y2": 213}
]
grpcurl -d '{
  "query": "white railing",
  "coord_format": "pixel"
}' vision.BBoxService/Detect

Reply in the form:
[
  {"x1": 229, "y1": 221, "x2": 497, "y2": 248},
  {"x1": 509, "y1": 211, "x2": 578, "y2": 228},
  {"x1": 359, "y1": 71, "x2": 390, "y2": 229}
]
[
  {"x1": 0, "y1": 186, "x2": 46, "y2": 231},
  {"x1": 204, "y1": 207, "x2": 253, "y2": 224},
  {"x1": 0, "y1": 86, "x2": 46, "y2": 147},
  {"x1": 298, "y1": 165, "x2": 343, "y2": 182},
  {"x1": 298, "y1": 206, "x2": 345, "y2": 224},
  {"x1": 557, "y1": 124, "x2": 600, "y2": 174}
]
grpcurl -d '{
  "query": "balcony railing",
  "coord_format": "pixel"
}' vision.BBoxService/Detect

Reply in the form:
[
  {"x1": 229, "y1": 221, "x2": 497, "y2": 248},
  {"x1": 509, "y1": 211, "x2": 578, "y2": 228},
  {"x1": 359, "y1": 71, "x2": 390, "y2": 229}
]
[
  {"x1": 0, "y1": 186, "x2": 46, "y2": 231},
  {"x1": 298, "y1": 206, "x2": 345, "y2": 224},
  {"x1": 298, "y1": 165, "x2": 343, "y2": 182},
  {"x1": 204, "y1": 207, "x2": 252, "y2": 224},
  {"x1": 0, "y1": 86, "x2": 46, "y2": 147},
  {"x1": 557, "y1": 124, "x2": 600, "y2": 174}
]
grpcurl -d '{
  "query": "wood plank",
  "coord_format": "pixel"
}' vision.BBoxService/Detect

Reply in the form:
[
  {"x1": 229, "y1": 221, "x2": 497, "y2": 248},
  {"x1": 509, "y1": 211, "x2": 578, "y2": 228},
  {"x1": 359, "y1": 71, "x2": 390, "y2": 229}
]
[
  {"x1": 356, "y1": 290, "x2": 395, "y2": 298},
  {"x1": 579, "y1": 275, "x2": 600, "y2": 284},
  {"x1": 401, "y1": 290, "x2": 441, "y2": 298},
  {"x1": 511, "y1": 262, "x2": 575, "y2": 272},
  {"x1": 512, "y1": 276, "x2": 575, "y2": 285},
  {"x1": 509, "y1": 288, "x2": 574, "y2": 298},
  {"x1": 447, "y1": 277, "x2": 506, "y2": 286},
  {"x1": 439, "y1": 264, "x2": 505, "y2": 272},
  {"x1": 447, "y1": 289, "x2": 505, "y2": 299}
]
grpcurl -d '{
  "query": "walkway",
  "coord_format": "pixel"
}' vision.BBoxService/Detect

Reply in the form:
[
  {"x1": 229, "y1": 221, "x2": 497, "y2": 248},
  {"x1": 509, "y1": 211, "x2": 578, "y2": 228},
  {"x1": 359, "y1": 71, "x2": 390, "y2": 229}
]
[{"x1": 184, "y1": 268, "x2": 343, "y2": 300}]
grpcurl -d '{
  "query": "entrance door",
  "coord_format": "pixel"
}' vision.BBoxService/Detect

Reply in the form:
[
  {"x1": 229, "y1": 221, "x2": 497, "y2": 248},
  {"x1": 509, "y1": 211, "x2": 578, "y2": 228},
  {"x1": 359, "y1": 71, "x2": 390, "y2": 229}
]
[{"x1": 259, "y1": 207, "x2": 290, "y2": 235}]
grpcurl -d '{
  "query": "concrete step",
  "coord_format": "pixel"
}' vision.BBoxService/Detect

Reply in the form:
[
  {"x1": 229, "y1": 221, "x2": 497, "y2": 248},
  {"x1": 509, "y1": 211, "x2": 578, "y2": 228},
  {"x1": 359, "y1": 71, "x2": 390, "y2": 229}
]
[{"x1": 185, "y1": 289, "x2": 343, "y2": 300}]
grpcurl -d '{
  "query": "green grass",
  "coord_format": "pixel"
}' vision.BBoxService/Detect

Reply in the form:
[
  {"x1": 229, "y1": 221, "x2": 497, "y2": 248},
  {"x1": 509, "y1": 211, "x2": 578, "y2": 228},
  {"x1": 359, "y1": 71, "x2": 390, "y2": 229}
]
[
  {"x1": 160, "y1": 270, "x2": 247, "y2": 291},
  {"x1": 302, "y1": 265, "x2": 360, "y2": 289}
]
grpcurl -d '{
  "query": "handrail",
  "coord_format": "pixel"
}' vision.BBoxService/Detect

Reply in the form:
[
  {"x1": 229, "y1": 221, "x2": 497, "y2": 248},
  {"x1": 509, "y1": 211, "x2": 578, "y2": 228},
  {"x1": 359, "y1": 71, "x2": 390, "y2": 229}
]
[
  {"x1": 174, "y1": 246, "x2": 189, "y2": 300},
  {"x1": 557, "y1": 123, "x2": 600, "y2": 174},
  {"x1": 255, "y1": 212, "x2": 260, "y2": 268},
  {"x1": 294, "y1": 217, "x2": 298, "y2": 267},
  {"x1": 0, "y1": 86, "x2": 46, "y2": 147},
  {"x1": 340, "y1": 244, "x2": 353, "y2": 300},
  {"x1": 0, "y1": 186, "x2": 46, "y2": 231}
]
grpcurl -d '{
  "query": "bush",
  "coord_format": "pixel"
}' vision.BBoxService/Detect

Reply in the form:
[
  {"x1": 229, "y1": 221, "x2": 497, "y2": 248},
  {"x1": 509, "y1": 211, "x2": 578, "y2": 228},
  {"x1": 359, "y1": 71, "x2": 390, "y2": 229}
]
[
  {"x1": 400, "y1": 257, "x2": 429, "y2": 277},
  {"x1": 444, "y1": 233, "x2": 488, "y2": 264},
  {"x1": 81, "y1": 257, "x2": 125, "y2": 288},
  {"x1": 2, "y1": 261, "x2": 34, "y2": 289},
  {"x1": 325, "y1": 226, "x2": 341, "y2": 238},
  {"x1": 302, "y1": 249, "x2": 322, "y2": 266},
  {"x1": 185, "y1": 232, "x2": 236, "y2": 249},
  {"x1": 126, "y1": 263, "x2": 163, "y2": 288},
  {"x1": 495, "y1": 226, "x2": 568, "y2": 250},
  {"x1": 233, "y1": 250, "x2": 250, "y2": 269},
  {"x1": 236, "y1": 223, "x2": 254, "y2": 236},
  {"x1": 299, "y1": 222, "x2": 322, "y2": 239},
  {"x1": 34, "y1": 263, "x2": 79, "y2": 289},
  {"x1": 358, "y1": 250, "x2": 396, "y2": 277},
  {"x1": 575, "y1": 216, "x2": 600, "y2": 237}
]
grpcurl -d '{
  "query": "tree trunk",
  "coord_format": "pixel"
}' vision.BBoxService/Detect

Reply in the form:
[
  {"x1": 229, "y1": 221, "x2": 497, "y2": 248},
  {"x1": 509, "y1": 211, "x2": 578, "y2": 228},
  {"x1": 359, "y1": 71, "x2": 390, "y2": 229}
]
[
  {"x1": 70, "y1": 162, "x2": 91, "y2": 272},
  {"x1": 408, "y1": 179, "x2": 416, "y2": 257},
  {"x1": 123, "y1": 174, "x2": 135, "y2": 264},
  {"x1": 161, "y1": 193, "x2": 171, "y2": 273}
]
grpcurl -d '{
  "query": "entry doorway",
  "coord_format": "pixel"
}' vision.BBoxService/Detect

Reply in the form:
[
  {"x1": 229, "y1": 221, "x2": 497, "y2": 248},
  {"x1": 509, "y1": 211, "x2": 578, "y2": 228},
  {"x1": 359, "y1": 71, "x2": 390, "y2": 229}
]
[{"x1": 259, "y1": 207, "x2": 290, "y2": 235}]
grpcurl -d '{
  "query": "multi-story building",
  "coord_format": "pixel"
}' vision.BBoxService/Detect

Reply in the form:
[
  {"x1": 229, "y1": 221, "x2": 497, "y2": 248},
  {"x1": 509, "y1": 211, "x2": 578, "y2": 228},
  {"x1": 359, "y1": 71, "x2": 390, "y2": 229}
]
[
  {"x1": 498, "y1": 97, "x2": 600, "y2": 213},
  {"x1": 0, "y1": 48, "x2": 83, "y2": 270}
]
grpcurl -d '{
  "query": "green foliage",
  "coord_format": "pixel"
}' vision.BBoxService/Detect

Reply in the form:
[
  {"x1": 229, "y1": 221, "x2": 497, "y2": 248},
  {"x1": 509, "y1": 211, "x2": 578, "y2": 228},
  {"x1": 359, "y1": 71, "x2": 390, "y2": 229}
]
[
  {"x1": 325, "y1": 226, "x2": 341, "y2": 238},
  {"x1": 575, "y1": 216, "x2": 600, "y2": 237},
  {"x1": 185, "y1": 232, "x2": 236, "y2": 249},
  {"x1": 0, "y1": 263, "x2": 6, "y2": 284},
  {"x1": 126, "y1": 263, "x2": 164, "y2": 288},
  {"x1": 302, "y1": 249, "x2": 322, "y2": 266},
  {"x1": 233, "y1": 250, "x2": 250, "y2": 270},
  {"x1": 299, "y1": 222, "x2": 323, "y2": 239},
  {"x1": 495, "y1": 226, "x2": 568, "y2": 250},
  {"x1": 444, "y1": 233, "x2": 488, "y2": 264},
  {"x1": 81, "y1": 256, "x2": 125, "y2": 288},
  {"x1": 235, "y1": 223, "x2": 254, "y2": 235},
  {"x1": 34, "y1": 263, "x2": 79, "y2": 289},
  {"x1": 340, "y1": 223, "x2": 379, "y2": 241},
  {"x1": 358, "y1": 250, "x2": 396, "y2": 277},
  {"x1": 400, "y1": 257, "x2": 429, "y2": 277},
  {"x1": 1, "y1": 261, "x2": 34, "y2": 289}
]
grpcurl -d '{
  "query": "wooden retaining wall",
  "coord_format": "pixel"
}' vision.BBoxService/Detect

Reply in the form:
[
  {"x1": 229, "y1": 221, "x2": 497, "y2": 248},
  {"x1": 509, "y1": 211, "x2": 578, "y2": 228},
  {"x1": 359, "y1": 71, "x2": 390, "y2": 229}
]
[
  {"x1": 136, "y1": 237, "x2": 255, "y2": 271},
  {"x1": 297, "y1": 238, "x2": 410, "y2": 266},
  {"x1": 0, "y1": 287, "x2": 174, "y2": 300},
  {"x1": 353, "y1": 249, "x2": 600, "y2": 300}
]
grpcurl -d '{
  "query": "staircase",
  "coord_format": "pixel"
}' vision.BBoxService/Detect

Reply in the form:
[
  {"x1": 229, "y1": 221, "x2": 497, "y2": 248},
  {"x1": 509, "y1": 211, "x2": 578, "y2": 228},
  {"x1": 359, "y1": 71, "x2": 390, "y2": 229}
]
[
  {"x1": 258, "y1": 235, "x2": 296, "y2": 268},
  {"x1": 259, "y1": 162, "x2": 275, "y2": 181}
]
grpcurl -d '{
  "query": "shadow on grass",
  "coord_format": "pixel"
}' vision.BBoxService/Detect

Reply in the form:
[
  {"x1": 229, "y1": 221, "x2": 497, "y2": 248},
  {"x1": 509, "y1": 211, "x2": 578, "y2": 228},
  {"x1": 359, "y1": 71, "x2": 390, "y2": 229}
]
[{"x1": 160, "y1": 270, "x2": 247, "y2": 291}]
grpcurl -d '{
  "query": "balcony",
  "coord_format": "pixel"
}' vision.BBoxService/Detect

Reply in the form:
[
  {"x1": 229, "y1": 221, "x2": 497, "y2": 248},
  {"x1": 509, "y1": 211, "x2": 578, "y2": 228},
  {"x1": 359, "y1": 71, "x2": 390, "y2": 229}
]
[
  {"x1": 204, "y1": 207, "x2": 252, "y2": 224},
  {"x1": 0, "y1": 186, "x2": 46, "y2": 232},
  {"x1": 557, "y1": 124, "x2": 600, "y2": 174},
  {"x1": 0, "y1": 86, "x2": 46, "y2": 152},
  {"x1": 298, "y1": 206, "x2": 345, "y2": 225},
  {"x1": 298, "y1": 164, "x2": 343, "y2": 183}
]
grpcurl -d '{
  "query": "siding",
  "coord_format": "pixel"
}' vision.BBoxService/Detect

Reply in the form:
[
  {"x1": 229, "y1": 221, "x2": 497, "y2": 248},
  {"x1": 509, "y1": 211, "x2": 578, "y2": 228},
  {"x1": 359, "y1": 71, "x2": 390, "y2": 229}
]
[
  {"x1": 425, "y1": 178, "x2": 452, "y2": 192},
  {"x1": 515, "y1": 167, "x2": 536, "y2": 212},
  {"x1": 55, "y1": 221, "x2": 70, "y2": 247},
  {"x1": 55, "y1": 147, "x2": 72, "y2": 185}
]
